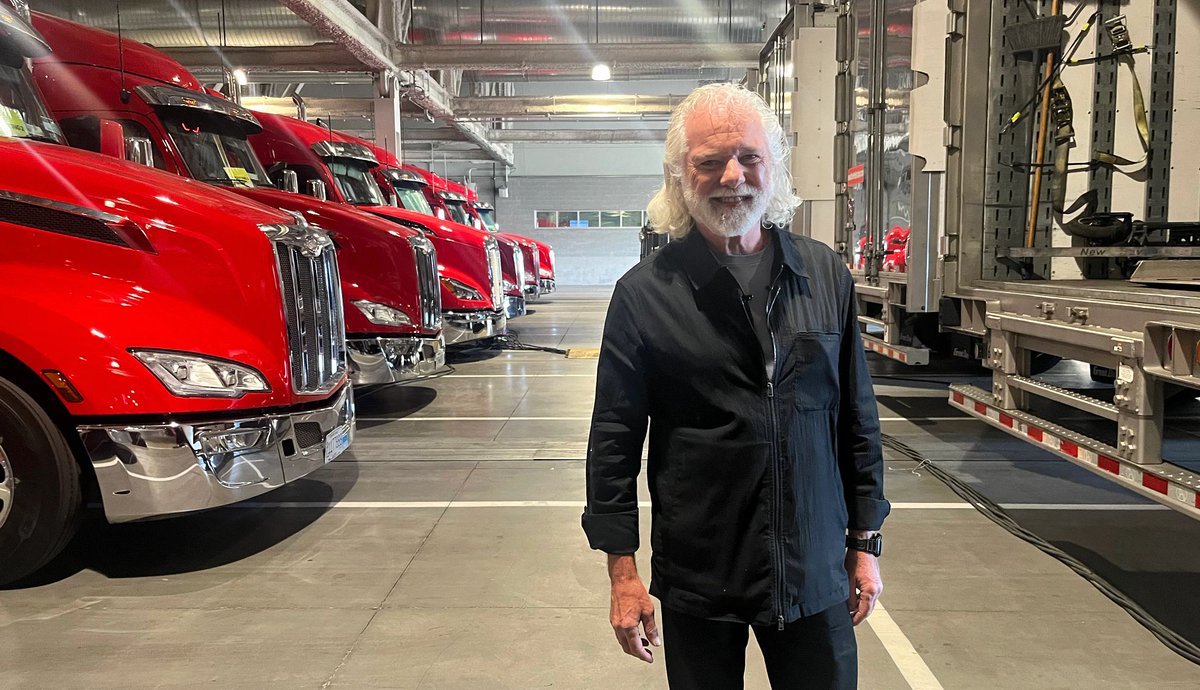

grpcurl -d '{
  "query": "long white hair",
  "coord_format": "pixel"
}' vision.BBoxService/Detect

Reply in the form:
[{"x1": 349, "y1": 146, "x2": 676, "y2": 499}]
[{"x1": 646, "y1": 83, "x2": 800, "y2": 239}]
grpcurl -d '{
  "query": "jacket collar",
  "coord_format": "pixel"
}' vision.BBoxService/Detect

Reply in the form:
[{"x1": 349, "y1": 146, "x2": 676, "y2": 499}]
[{"x1": 678, "y1": 222, "x2": 809, "y2": 291}]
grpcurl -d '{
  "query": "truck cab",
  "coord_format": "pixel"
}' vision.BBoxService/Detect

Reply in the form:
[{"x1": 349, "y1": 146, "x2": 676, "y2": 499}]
[
  {"x1": 0, "y1": 6, "x2": 352, "y2": 584},
  {"x1": 28, "y1": 11, "x2": 445, "y2": 386},
  {"x1": 248, "y1": 111, "x2": 508, "y2": 344}
]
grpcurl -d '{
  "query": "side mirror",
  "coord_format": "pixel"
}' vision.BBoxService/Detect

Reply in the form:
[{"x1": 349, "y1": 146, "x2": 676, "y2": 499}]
[
  {"x1": 124, "y1": 136, "x2": 155, "y2": 168},
  {"x1": 98, "y1": 119, "x2": 126, "y2": 160},
  {"x1": 277, "y1": 169, "x2": 299, "y2": 194},
  {"x1": 307, "y1": 179, "x2": 328, "y2": 201},
  {"x1": 435, "y1": 207, "x2": 446, "y2": 220},
  {"x1": 387, "y1": 192, "x2": 398, "y2": 207}
]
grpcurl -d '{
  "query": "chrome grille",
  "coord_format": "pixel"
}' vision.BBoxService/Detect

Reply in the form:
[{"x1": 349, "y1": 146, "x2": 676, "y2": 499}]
[
  {"x1": 529, "y1": 245, "x2": 541, "y2": 284},
  {"x1": 483, "y1": 236, "x2": 504, "y2": 310},
  {"x1": 273, "y1": 238, "x2": 346, "y2": 395},
  {"x1": 408, "y1": 235, "x2": 442, "y2": 330},
  {"x1": 512, "y1": 245, "x2": 525, "y2": 288}
]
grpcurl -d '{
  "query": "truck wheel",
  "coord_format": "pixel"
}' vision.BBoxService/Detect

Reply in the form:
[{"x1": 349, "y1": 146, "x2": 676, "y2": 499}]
[{"x1": 0, "y1": 376, "x2": 82, "y2": 586}]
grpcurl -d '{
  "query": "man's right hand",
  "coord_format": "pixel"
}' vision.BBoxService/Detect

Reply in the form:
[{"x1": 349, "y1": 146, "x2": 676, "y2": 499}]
[{"x1": 607, "y1": 553, "x2": 661, "y2": 663}]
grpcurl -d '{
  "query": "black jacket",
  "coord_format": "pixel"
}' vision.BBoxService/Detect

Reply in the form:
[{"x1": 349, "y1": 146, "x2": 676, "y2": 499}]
[{"x1": 582, "y1": 225, "x2": 890, "y2": 627}]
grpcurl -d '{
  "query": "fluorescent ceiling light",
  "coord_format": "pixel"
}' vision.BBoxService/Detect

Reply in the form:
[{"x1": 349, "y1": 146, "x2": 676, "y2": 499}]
[
  {"x1": 232, "y1": 68, "x2": 249, "y2": 85},
  {"x1": 591, "y1": 63, "x2": 612, "y2": 81}
]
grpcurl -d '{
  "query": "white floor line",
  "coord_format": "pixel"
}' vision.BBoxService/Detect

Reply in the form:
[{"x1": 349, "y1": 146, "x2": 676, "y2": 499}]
[
  {"x1": 444, "y1": 374, "x2": 596, "y2": 378},
  {"x1": 230, "y1": 500, "x2": 1162, "y2": 511},
  {"x1": 359, "y1": 416, "x2": 591, "y2": 421},
  {"x1": 358, "y1": 415, "x2": 971, "y2": 422},
  {"x1": 999, "y1": 503, "x2": 1167, "y2": 511},
  {"x1": 233, "y1": 500, "x2": 974, "y2": 510},
  {"x1": 868, "y1": 602, "x2": 945, "y2": 690}
]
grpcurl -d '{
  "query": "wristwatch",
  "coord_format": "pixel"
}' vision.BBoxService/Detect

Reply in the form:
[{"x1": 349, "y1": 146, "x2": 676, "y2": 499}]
[{"x1": 846, "y1": 533, "x2": 883, "y2": 557}]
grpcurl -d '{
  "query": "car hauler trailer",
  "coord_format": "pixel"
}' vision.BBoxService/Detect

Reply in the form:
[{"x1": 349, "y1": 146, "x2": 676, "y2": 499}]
[
  {"x1": 775, "y1": 0, "x2": 1200, "y2": 518},
  {"x1": 28, "y1": 12, "x2": 445, "y2": 386},
  {"x1": 247, "y1": 111, "x2": 508, "y2": 345},
  {"x1": 0, "y1": 5, "x2": 352, "y2": 584}
]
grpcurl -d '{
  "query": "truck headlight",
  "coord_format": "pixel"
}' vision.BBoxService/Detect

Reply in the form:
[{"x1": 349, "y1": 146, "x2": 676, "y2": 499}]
[
  {"x1": 440, "y1": 276, "x2": 484, "y2": 302},
  {"x1": 353, "y1": 300, "x2": 413, "y2": 327},
  {"x1": 131, "y1": 350, "x2": 270, "y2": 398},
  {"x1": 503, "y1": 279, "x2": 518, "y2": 292}
]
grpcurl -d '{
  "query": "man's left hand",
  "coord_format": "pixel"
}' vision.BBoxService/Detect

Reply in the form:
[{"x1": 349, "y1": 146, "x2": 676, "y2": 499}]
[{"x1": 845, "y1": 549, "x2": 882, "y2": 626}]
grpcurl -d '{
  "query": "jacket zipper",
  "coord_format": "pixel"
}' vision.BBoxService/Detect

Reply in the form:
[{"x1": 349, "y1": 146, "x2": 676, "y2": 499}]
[{"x1": 765, "y1": 276, "x2": 784, "y2": 630}]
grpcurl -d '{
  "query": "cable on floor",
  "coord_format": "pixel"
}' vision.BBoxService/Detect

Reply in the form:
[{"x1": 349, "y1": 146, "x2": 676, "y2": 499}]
[{"x1": 881, "y1": 433, "x2": 1200, "y2": 666}]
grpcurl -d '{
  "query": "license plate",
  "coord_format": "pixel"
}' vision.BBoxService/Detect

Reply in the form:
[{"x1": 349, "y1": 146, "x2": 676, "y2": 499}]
[{"x1": 324, "y1": 424, "x2": 352, "y2": 462}]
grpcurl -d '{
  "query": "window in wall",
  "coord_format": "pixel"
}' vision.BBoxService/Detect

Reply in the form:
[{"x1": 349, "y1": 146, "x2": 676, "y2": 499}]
[{"x1": 533, "y1": 210, "x2": 648, "y2": 229}]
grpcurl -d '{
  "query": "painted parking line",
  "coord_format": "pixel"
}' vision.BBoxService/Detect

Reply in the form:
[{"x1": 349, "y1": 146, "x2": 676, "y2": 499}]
[
  {"x1": 231, "y1": 500, "x2": 1160, "y2": 511},
  {"x1": 868, "y1": 602, "x2": 945, "y2": 690},
  {"x1": 356, "y1": 415, "x2": 975, "y2": 422}
]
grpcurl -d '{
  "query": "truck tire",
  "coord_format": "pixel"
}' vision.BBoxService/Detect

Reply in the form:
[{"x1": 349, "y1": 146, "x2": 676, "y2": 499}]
[{"x1": 0, "y1": 376, "x2": 82, "y2": 586}]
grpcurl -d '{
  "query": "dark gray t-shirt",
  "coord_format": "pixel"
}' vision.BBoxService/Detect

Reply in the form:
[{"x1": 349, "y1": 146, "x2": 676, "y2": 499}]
[{"x1": 711, "y1": 234, "x2": 778, "y2": 378}]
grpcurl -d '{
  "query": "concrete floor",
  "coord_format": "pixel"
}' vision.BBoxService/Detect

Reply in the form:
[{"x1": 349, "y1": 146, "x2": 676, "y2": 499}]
[{"x1": 2, "y1": 287, "x2": 1199, "y2": 689}]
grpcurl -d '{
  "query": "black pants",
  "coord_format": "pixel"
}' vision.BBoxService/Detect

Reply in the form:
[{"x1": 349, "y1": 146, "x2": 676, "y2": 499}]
[{"x1": 660, "y1": 605, "x2": 858, "y2": 690}]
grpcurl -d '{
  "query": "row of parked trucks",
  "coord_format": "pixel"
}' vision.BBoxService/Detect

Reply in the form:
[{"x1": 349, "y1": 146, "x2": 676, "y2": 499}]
[{"x1": 0, "y1": 6, "x2": 554, "y2": 584}]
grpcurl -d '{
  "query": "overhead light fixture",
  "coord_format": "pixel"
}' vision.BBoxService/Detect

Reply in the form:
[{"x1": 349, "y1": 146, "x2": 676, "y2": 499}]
[
  {"x1": 589, "y1": 0, "x2": 610, "y2": 82},
  {"x1": 232, "y1": 68, "x2": 249, "y2": 86}
]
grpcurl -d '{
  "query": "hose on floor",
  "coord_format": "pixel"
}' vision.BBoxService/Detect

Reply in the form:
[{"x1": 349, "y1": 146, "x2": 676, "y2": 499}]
[
  {"x1": 488, "y1": 331, "x2": 569, "y2": 356},
  {"x1": 882, "y1": 433, "x2": 1200, "y2": 666}
]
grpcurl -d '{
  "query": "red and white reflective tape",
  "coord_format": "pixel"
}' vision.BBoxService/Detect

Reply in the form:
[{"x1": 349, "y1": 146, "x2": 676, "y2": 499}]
[
  {"x1": 949, "y1": 386, "x2": 1200, "y2": 514},
  {"x1": 862, "y1": 338, "x2": 909, "y2": 364}
]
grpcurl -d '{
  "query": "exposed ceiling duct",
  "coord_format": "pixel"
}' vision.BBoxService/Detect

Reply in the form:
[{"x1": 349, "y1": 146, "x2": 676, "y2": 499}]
[
  {"x1": 408, "y1": 0, "x2": 784, "y2": 45},
  {"x1": 393, "y1": 42, "x2": 760, "y2": 72},
  {"x1": 455, "y1": 95, "x2": 682, "y2": 118}
]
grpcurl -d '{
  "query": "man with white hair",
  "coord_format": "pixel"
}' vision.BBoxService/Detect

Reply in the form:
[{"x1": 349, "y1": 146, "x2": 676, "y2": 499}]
[{"x1": 582, "y1": 83, "x2": 889, "y2": 689}]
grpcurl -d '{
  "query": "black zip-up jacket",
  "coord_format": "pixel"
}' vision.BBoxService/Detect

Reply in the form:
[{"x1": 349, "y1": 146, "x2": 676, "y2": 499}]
[{"x1": 582, "y1": 224, "x2": 890, "y2": 627}]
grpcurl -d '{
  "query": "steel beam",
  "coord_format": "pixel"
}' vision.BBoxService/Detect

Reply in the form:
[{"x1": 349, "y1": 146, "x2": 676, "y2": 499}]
[
  {"x1": 392, "y1": 42, "x2": 762, "y2": 71},
  {"x1": 269, "y1": 0, "x2": 510, "y2": 166},
  {"x1": 406, "y1": 129, "x2": 667, "y2": 143},
  {"x1": 455, "y1": 95, "x2": 682, "y2": 117},
  {"x1": 163, "y1": 44, "x2": 367, "y2": 72},
  {"x1": 277, "y1": 0, "x2": 394, "y2": 72}
]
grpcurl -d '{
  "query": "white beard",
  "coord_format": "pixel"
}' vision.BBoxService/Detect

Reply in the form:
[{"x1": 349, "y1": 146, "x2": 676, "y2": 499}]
[{"x1": 683, "y1": 183, "x2": 770, "y2": 238}]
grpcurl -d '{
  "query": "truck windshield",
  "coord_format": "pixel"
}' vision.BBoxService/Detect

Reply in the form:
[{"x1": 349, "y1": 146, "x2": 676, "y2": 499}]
[
  {"x1": 0, "y1": 64, "x2": 64, "y2": 144},
  {"x1": 392, "y1": 180, "x2": 434, "y2": 216},
  {"x1": 475, "y1": 207, "x2": 498, "y2": 232},
  {"x1": 444, "y1": 199, "x2": 475, "y2": 227},
  {"x1": 328, "y1": 160, "x2": 385, "y2": 206},
  {"x1": 161, "y1": 112, "x2": 270, "y2": 188}
]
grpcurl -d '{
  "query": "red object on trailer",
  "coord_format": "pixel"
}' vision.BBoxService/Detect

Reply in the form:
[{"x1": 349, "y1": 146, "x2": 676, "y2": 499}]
[
  {"x1": 247, "y1": 111, "x2": 508, "y2": 344},
  {"x1": 0, "y1": 7, "x2": 351, "y2": 584},
  {"x1": 28, "y1": 11, "x2": 446, "y2": 384}
]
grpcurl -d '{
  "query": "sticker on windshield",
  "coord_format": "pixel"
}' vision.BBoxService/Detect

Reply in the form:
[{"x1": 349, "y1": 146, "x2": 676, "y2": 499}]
[
  {"x1": 0, "y1": 105, "x2": 28, "y2": 138},
  {"x1": 224, "y1": 166, "x2": 253, "y2": 187}
]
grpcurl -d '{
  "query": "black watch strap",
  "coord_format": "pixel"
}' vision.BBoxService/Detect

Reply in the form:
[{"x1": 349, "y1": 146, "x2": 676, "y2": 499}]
[{"x1": 846, "y1": 533, "x2": 883, "y2": 557}]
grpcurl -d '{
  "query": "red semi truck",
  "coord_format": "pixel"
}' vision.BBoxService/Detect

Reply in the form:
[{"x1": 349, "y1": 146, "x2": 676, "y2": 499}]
[
  {"x1": 333, "y1": 134, "x2": 530, "y2": 316},
  {"x1": 28, "y1": 12, "x2": 445, "y2": 385},
  {"x1": 400, "y1": 161, "x2": 556, "y2": 297},
  {"x1": 0, "y1": 7, "x2": 352, "y2": 584},
  {"x1": 344, "y1": 137, "x2": 543, "y2": 304},
  {"x1": 246, "y1": 111, "x2": 510, "y2": 344}
]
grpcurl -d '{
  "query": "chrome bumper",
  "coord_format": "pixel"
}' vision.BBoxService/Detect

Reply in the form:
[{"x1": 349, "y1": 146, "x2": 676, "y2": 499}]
[
  {"x1": 79, "y1": 384, "x2": 355, "y2": 523},
  {"x1": 348, "y1": 334, "x2": 446, "y2": 385},
  {"x1": 539, "y1": 278, "x2": 556, "y2": 294},
  {"x1": 504, "y1": 294, "x2": 527, "y2": 319},
  {"x1": 443, "y1": 309, "x2": 507, "y2": 345}
]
